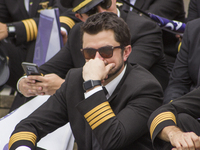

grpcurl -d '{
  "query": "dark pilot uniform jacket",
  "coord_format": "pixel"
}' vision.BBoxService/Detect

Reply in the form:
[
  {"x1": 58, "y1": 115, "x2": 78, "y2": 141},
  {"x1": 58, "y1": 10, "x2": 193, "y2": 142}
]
[
  {"x1": 9, "y1": 62, "x2": 163, "y2": 150},
  {"x1": 11, "y1": 7, "x2": 168, "y2": 110}
]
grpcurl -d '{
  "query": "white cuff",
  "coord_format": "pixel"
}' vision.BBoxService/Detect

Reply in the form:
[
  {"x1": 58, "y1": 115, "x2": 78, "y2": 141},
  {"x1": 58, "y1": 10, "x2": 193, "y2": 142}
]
[{"x1": 60, "y1": 27, "x2": 68, "y2": 35}]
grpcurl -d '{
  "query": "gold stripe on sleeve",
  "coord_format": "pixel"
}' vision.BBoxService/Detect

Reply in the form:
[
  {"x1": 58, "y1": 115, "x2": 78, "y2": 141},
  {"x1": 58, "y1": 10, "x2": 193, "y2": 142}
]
[
  {"x1": 29, "y1": 19, "x2": 38, "y2": 40},
  {"x1": 22, "y1": 19, "x2": 37, "y2": 42},
  {"x1": 26, "y1": 20, "x2": 34, "y2": 41},
  {"x1": 59, "y1": 16, "x2": 75, "y2": 29},
  {"x1": 91, "y1": 113, "x2": 115, "y2": 130},
  {"x1": 150, "y1": 112, "x2": 176, "y2": 139},
  {"x1": 86, "y1": 105, "x2": 111, "y2": 122},
  {"x1": 178, "y1": 42, "x2": 182, "y2": 52},
  {"x1": 72, "y1": 0, "x2": 92, "y2": 12},
  {"x1": 9, "y1": 132, "x2": 37, "y2": 149},
  {"x1": 84, "y1": 101, "x2": 115, "y2": 130},
  {"x1": 84, "y1": 102, "x2": 109, "y2": 118},
  {"x1": 22, "y1": 20, "x2": 31, "y2": 42}
]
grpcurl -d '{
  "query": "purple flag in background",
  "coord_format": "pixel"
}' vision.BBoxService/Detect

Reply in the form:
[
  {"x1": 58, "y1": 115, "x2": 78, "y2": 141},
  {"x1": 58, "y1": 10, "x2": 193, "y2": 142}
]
[
  {"x1": 148, "y1": 13, "x2": 186, "y2": 34},
  {"x1": 33, "y1": 8, "x2": 62, "y2": 67},
  {"x1": 121, "y1": 0, "x2": 186, "y2": 35},
  {"x1": 33, "y1": 14, "x2": 53, "y2": 66}
]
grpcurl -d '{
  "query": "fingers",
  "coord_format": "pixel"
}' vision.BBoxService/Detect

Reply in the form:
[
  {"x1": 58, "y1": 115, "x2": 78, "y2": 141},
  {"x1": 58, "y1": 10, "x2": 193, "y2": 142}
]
[
  {"x1": 171, "y1": 132, "x2": 200, "y2": 150},
  {"x1": 105, "y1": 63, "x2": 115, "y2": 73},
  {"x1": 27, "y1": 75, "x2": 44, "y2": 82}
]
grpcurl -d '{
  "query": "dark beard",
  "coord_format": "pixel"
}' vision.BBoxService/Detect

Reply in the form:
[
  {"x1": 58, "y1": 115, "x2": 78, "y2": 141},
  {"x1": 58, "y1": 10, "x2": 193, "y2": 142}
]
[{"x1": 106, "y1": 62, "x2": 124, "y2": 80}]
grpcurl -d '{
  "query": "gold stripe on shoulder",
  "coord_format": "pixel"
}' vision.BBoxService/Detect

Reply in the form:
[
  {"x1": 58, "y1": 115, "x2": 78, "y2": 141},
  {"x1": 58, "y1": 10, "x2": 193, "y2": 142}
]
[
  {"x1": 72, "y1": 0, "x2": 92, "y2": 12},
  {"x1": 178, "y1": 42, "x2": 182, "y2": 52},
  {"x1": 9, "y1": 132, "x2": 37, "y2": 149},
  {"x1": 59, "y1": 16, "x2": 75, "y2": 29},
  {"x1": 150, "y1": 112, "x2": 176, "y2": 139}
]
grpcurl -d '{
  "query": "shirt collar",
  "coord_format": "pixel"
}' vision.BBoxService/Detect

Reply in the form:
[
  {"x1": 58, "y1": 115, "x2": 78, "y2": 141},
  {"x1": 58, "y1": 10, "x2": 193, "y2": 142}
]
[{"x1": 117, "y1": 8, "x2": 120, "y2": 17}]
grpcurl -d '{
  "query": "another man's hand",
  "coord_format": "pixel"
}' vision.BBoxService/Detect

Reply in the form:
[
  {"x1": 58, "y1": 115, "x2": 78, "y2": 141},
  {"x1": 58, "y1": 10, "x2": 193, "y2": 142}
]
[
  {"x1": 159, "y1": 126, "x2": 200, "y2": 150},
  {"x1": 82, "y1": 58, "x2": 115, "y2": 81},
  {"x1": 19, "y1": 74, "x2": 64, "y2": 97},
  {"x1": 0, "y1": 22, "x2": 8, "y2": 40}
]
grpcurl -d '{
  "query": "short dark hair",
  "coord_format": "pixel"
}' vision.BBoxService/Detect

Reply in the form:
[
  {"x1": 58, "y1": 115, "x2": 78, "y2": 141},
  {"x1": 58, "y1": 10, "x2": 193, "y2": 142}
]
[{"x1": 81, "y1": 12, "x2": 131, "y2": 47}]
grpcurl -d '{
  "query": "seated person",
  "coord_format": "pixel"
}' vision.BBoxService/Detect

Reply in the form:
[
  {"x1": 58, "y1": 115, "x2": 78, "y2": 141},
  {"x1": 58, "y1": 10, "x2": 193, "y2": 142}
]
[
  {"x1": 0, "y1": 0, "x2": 80, "y2": 90},
  {"x1": 163, "y1": 18, "x2": 200, "y2": 104},
  {"x1": 121, "y1": 0, "x2": 186, "y2": 73},
  {"x1": 148, "y1": 86, "x2": 200, "y2": 150},
  {"x1": 11, "y1": 0, "x2": 168, "y2": 111},
  {"x1": 8, "y1": 12, "x2": 163, "y2": 150}
]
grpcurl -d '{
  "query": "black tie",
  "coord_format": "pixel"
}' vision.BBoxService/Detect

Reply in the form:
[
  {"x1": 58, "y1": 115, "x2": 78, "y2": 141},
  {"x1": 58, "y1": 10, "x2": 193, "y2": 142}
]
[{"x1": 103, "y1": 87, "x2": 108, "y2": 95}]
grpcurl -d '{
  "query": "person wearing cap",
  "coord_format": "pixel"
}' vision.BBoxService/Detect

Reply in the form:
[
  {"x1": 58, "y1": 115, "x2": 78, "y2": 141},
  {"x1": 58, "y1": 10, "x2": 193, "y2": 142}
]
[
  {"x1": 9, "y1": 12, "x2": 163, "y2": 150},
  {"x1": 11, "y1": 0, "x2": 168, "y2": 110},
  {"x1": 0, "y1": 0, "x2": 80, "y2": 91}
]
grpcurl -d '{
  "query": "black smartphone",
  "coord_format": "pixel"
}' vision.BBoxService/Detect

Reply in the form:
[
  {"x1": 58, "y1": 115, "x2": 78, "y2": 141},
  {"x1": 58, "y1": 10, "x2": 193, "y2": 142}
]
[{"x1": 21, "y1": 62, "x2": 41, "y2": 76}]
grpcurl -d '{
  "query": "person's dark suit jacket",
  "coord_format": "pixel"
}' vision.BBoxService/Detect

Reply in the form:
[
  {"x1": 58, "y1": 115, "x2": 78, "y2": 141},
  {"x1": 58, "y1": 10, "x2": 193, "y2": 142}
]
[
  {"x1": 10, "y1": 62, "x2": 163, "y2": 150},
  {"x1": 163, "y1": 18, "x2": 200, "y2": 104},
  {"x1": 10, "y1": 8, "x2": 168, "y2": 110},
  {"x1": 122, "y1": 0, "x2": 185, "y2": 72},
  {"x1": 187, "y1": 0, "x2": 200, "y2": 22},
  {"x1": 0, "y1": 0, "x2": 80, "y2": 89}
]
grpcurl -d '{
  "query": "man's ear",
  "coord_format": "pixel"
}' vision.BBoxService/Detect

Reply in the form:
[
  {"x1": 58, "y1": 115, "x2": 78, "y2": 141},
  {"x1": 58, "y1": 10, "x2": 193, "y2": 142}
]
[
  {"x1": 123, "y1": 45, "x2": 132, "y2": 61},
  {"x1": 75, "y1": 13, "x2": 85, "y2": 22}
]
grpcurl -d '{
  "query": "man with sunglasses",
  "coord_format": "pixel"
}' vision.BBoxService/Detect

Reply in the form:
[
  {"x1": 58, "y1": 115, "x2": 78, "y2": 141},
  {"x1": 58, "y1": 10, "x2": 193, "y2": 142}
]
[
  {"x1": 9, "y1": 12, "x2": 163, "y2": 150},
  {"x1": 11, "y1": 0, "x2": 168, "y2": 110}
]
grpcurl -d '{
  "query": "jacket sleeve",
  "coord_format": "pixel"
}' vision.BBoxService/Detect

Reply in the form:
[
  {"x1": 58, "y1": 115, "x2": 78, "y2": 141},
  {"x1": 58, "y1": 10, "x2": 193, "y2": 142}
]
[
  {"x1": 163, "y1": 20, "x2": 192, "y2": 104},
  {"x1": 9, "y1": 78, "x2": 70, "y2": 150},
  {"x1": 148, "y1": 87, "x2": 200, "y2": 149}
]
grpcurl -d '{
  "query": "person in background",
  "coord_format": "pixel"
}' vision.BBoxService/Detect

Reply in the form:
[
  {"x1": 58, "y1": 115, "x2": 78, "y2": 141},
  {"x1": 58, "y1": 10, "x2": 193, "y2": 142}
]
[
  {"x1": 122, "y1": 0, "x2": 186, "y2": 73},
  {"x1": 9, "y1": 12, "x2": 163, "y2": 150},
  {"x1": 148, "y1": 85, "x2": 200, "y2": 150},
  {"x1": 0, "y1": 0, "x2": 80, "y2": 91},
  {"x1": 163, "y1": 18, "x2": 200, "y2": 104},
  {"x1": 187, "y1": 0, "x2": 200, "y2": 22},
  {"x1": 11, "y1": 0, "x2": 168, "y2": 111}
]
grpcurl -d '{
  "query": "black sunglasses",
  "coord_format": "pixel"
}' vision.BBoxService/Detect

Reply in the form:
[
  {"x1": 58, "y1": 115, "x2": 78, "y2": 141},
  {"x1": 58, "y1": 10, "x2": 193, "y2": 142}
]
[
  {"x1": 81, "y1": 45, "x2": 122, "y2": 59},
  {"x1": 85, "y1": 0, "x2": 112, "y2": 16}
]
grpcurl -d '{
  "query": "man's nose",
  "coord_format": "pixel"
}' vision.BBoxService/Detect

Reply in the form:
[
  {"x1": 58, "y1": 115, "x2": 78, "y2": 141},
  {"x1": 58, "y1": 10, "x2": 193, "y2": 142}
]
[
  {"x1": 97, "y1": 5, "x2": 107, "y2": 13},
  {"x1": 94, "y1": 51, "x2": 104, "y2": 60}
]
